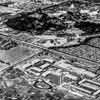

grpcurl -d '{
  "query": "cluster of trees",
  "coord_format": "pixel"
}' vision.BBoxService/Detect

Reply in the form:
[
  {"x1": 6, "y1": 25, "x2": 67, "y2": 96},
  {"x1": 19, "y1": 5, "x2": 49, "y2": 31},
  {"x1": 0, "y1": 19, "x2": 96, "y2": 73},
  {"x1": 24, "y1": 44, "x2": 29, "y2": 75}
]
[
  {"x1": 5, "y1": 9, "x2": 67, "y2": 34},
  {"x1": 74, "y1": 21, "x2": 100, "y2": 34}
]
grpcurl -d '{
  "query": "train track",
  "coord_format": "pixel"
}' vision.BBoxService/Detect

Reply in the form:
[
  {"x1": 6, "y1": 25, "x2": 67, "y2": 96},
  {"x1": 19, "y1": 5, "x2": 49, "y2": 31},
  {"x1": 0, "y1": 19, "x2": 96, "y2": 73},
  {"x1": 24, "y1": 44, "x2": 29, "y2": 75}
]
[
  {"x1": 0, "y1": 33, "x2": 100, "y2": 66},
  {"x1": 1, "y1": 0, "x2": 100, "y2": 69},
  {"x1": 10, "y1": 36, "x2": 100, "y2": 66},
  {"x1": 84, "y1": 35, "x2": 100, "y2": 49},
  {"x1": 86, "y1": 43, "x2": 100, "y2": 49}
]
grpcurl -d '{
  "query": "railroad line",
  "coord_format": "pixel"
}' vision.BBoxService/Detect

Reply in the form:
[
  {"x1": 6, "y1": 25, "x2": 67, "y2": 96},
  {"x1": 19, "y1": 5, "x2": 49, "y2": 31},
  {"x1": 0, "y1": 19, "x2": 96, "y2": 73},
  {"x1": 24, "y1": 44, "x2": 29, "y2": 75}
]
[
  {"x1": 86, "y1": 43, "x2": 100, "y2": 49},
  {"x1": 0, "y1": 33, "x2": 100, "y2": 66},
  {"x1": 51, "y1": 48, "x2": 100, "y2": 65},
  {"x1": 11, "y1": 37, "x2": 100, "y2": 66}
]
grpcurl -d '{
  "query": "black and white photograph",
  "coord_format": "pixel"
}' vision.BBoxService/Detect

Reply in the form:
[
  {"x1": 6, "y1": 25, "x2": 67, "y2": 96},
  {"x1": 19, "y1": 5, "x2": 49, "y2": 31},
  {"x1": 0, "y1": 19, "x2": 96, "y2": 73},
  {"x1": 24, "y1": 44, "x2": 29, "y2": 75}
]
[{"x1": 0, "y1": 0, "x2": 100, "y2": 100}]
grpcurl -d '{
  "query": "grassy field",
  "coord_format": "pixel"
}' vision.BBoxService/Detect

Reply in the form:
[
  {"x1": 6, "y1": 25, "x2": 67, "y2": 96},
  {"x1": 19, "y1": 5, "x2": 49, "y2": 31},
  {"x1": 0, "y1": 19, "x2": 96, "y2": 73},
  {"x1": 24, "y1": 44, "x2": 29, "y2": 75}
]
[{"x1": 0, "y1": 45, "x2": 41, "y2": 65}]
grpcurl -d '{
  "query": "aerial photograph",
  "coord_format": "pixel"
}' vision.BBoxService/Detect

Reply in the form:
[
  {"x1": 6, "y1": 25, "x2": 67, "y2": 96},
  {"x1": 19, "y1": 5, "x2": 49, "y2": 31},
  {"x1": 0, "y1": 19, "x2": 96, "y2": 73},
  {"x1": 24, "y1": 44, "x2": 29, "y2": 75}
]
[{"x1": 0, "y1": 0, "x2": 100, "y2": 100}]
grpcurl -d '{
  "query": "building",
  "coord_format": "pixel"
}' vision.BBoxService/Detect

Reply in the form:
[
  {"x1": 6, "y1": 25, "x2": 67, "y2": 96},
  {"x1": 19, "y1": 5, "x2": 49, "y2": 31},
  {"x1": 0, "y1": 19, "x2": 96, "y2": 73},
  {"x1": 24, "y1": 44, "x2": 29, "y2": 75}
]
[
  {"x1": 43, "y1": 68, "x2": 62, "y2": 85},
  {"x1": 62, "y1": 72, "x2": 79, "y2": 83},
  {"x1": 68, "y1": 79, "x2": 100, "y2": 98},
  {"x1": 54, "y1": 60, "x2": 96, "y2": 78},
  {"x1": 79, "y1": 79, "x2": 100, "y2": 91}
]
